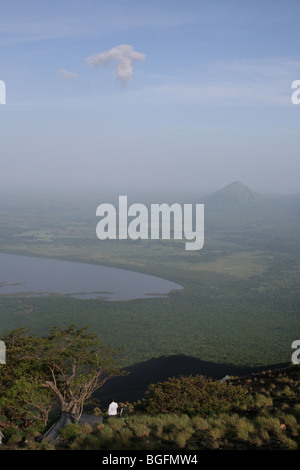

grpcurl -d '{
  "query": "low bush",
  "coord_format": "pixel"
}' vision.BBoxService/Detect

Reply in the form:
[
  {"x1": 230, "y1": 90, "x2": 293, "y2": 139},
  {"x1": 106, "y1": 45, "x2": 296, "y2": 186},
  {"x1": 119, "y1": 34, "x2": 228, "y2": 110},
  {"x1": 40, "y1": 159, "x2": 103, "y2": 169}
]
[{"x1": 143, "y1": 375, "x2": 248, "y2": 416}]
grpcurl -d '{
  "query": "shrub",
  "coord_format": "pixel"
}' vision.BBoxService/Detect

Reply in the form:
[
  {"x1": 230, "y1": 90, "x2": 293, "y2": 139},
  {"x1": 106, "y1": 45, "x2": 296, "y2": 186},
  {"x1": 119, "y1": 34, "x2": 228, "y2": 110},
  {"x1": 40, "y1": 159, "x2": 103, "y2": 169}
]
[
  {"x1": 92, "y1": 407, "x2": 103, "y2": 417},
  {"x1": 254, "y1": 394, "x2": 273, "y2": 408},
  {"x1": 206, "y1": 420, "x2": 227, "y2": 440},
  {"x1": 234, "y1": 417, "x2": 255, "y2": 441},
  {"x1": 170, "y1": 429, "x2": 193, "y2": 448},
  {"x1": 160, "y1": 414, "x2": 190, "y2": 432},
  {"x1": 108, "y1": 418, "x2": 126, "y2": 432},
  {"x1": 282, "y1": 386, "x2": 294, "y2": 397},
  {"x1": 113, "y1": 427, "x2": 134, "y2": 449},
  {"x1": 129, "y1": 422, "x2": 150, "y2": 438},
  {"x1": 80, "y1": 423, "x2": 93, "y2": 434},
  {"x1": 191, "y1": 416, "x2": 209, "y2": 432},
  {"x1": 143, "y1": 375, "x2": 248, "y2": 416},
  {"x1": 255, "y1": 414, "x2": 283, "y2": 441},
  {"x1": 72, "y1": 434, "x2": 101, "y2": 450},
  {"x1": 6, "y1": 431, "x2": 24, "y2": 445},
  {"x1": 60, "y1": 423, "x2": 81, "y2": 441},
  {"x1": 280, "y1": 403, "x2": 290, "y2": 411},
  {"x1": 293, "y1": 404, "x2": 300, "y2": 421},
  {"x1": 0, "y1": 414, "x2": 8, "y2": 426},
  {"x1": 2, "y1": 426, "x2": 24, "y2": 444},
  {"x1": 98, "y1": 425, "x2": 114, "y2": 441}
]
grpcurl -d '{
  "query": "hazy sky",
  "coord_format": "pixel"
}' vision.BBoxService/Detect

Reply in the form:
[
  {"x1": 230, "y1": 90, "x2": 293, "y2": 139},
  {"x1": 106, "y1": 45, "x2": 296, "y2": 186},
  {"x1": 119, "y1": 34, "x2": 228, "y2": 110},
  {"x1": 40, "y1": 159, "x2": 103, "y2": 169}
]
[{"x1": 1, "y1": 0, "x2": 300, "y2": 194}]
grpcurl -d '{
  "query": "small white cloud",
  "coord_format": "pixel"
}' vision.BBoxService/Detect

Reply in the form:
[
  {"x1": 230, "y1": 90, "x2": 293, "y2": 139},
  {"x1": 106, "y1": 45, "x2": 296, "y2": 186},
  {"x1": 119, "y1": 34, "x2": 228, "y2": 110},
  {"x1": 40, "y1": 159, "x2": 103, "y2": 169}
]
[
  {"x1": 86, "y1": 44, "x2": 146, "y2": 85},
  {"x1": 59, "y1": 69, "x2": 79, "y2": 81}
]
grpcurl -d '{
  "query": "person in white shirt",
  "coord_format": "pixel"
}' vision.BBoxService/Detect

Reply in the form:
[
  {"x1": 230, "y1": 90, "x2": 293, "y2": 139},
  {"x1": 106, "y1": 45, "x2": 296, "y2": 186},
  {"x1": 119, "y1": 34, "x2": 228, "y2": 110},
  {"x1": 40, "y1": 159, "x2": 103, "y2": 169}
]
[{"x1": 108, "y1": 398, "x2": 118, "y2": 417}]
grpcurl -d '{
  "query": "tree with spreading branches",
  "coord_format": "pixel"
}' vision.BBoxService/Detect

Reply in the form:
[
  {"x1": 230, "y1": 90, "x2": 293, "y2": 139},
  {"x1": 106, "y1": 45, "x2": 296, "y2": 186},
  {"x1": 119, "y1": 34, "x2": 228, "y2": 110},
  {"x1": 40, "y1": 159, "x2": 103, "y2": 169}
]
[{"x1": 0, "y1": 324, "x2": 124, "y2": 424}]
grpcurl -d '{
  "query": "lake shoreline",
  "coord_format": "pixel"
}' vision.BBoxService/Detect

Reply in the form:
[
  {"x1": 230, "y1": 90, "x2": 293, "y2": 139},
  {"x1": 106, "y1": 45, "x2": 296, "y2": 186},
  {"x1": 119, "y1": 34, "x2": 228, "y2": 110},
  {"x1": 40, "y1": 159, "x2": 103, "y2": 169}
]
[{"x1": 0, "y1": 251, "x2": 183, "y2": 301}]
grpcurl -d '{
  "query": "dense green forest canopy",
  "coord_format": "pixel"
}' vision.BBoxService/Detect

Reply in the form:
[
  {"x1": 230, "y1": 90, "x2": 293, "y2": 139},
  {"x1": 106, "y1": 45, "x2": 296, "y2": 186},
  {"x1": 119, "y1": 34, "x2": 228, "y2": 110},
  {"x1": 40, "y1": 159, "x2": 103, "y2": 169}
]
[{"x1": 0, "y1": 185, "x2": 299, "y2": 367}]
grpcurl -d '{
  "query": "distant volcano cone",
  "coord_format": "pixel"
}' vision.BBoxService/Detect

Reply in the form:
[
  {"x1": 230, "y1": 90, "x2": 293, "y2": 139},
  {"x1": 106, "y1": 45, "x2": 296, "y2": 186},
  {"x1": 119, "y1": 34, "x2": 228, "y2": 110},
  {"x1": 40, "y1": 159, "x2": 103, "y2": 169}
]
[{"x1": 203, "y1": 181, "x2": 265, "y2": 212}]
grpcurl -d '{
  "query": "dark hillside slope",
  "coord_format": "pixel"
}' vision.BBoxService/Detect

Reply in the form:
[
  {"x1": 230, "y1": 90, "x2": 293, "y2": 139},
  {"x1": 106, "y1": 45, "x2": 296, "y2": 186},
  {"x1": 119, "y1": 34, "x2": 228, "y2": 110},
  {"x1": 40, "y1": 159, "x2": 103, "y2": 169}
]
[{"x1": 94, "y1": 355, "x2": 290, "y2": 408}]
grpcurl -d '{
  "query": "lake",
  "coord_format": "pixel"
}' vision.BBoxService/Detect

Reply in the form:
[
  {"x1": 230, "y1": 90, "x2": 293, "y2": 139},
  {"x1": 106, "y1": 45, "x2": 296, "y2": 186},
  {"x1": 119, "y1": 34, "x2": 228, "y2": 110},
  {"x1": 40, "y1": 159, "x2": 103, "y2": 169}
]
[{"x1": 0, "y1": 253, "x2": 183, "y2": 301}]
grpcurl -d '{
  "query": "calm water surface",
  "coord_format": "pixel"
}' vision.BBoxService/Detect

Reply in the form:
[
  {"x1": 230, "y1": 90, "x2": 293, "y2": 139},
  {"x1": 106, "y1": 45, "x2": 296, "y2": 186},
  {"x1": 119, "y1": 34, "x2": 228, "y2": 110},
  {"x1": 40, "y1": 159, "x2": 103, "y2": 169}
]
[{"x1": 0, "y1": 253, "x2": 182, "y2": 301}]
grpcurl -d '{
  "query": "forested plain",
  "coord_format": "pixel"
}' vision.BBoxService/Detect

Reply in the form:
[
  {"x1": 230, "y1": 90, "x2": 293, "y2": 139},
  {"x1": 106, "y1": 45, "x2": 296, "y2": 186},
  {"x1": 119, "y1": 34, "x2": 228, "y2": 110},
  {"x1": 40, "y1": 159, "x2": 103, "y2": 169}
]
[{"x1": 0, "y1": 184, "x2": 299, "y2": 368}]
